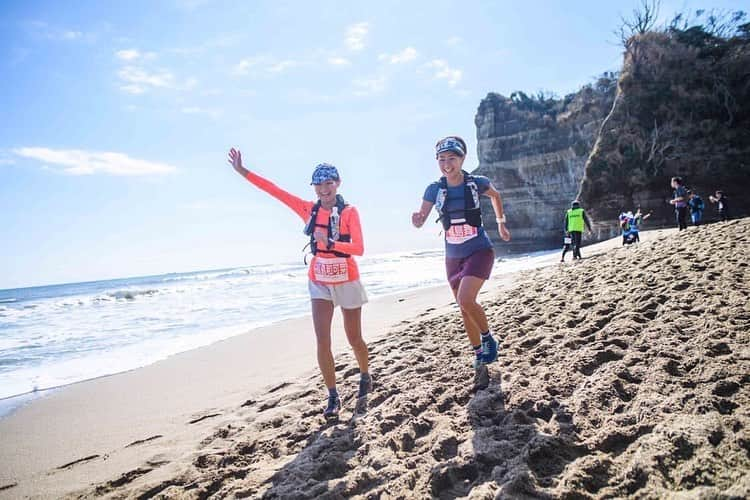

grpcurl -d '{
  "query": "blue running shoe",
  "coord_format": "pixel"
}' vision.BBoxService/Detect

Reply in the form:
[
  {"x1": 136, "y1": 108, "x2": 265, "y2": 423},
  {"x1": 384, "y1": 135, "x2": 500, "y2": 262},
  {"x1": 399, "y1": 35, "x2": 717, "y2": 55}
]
[
  {"x1": 323, "y1": 394, "x2": 341, "y2": 419},
  {"x1": 481, "y1": 334, "x2": 498, "y2": 364}
]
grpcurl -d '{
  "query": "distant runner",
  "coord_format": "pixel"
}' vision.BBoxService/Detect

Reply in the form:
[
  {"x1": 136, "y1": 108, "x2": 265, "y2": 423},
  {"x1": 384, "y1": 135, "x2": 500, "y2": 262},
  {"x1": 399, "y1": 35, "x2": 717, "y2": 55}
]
[
  {"x1": 411, "y1": 136, "x2": 511, "y2": 391},
  {"x1": 228, "y1": 148, "x2": 371, "y2": 419},
  {"x1": 561, "y1": 200, "x2": 593, "y2": 261}
]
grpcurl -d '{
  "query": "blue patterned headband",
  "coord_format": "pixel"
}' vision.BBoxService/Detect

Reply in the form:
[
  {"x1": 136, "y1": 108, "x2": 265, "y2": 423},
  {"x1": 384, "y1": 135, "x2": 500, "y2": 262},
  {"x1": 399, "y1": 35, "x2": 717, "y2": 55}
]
[{"x1": 435, "y1": 137, "x2": 466, "y2": 157}]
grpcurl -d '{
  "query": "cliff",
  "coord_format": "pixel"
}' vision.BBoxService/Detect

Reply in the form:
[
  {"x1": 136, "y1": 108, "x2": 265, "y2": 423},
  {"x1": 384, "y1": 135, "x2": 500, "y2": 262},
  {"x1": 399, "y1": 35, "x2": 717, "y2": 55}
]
[
  {"x1": 473, "y1": 80, "x2": 615, "y2": 252},
  {"x1": 578, "y1": 21, "x2": 750, "y2": 238},
  {"x1": 476, "y1": 16, "x2": 750, "y2": 250}
]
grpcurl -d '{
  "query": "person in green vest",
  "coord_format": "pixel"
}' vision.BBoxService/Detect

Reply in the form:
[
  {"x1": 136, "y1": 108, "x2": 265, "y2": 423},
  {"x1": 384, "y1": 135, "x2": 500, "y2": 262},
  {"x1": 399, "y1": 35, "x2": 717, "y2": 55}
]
[{"x1": 561, "y1": 200, "x2": 592, "y2": 262}]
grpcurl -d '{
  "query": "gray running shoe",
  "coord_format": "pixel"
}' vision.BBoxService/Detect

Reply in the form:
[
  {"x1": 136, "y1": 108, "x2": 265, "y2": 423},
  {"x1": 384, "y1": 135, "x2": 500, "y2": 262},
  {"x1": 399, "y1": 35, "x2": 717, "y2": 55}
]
[
  {"x1": 358, "y1": 373, "x2": 373, "y2": 398},
  {"x1": 473, "y1": 363, "x2": 489, "y2": 391}
]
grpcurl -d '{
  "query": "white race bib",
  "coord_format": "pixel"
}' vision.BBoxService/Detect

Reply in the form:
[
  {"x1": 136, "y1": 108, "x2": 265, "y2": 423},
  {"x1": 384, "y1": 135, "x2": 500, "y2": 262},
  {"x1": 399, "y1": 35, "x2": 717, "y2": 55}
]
[
  {"x1": 445, "y1": 221, "x2": 478, "y2": 245},
  {"x1": 313, "y1": 257, "x2": 349, "y2": 283}
]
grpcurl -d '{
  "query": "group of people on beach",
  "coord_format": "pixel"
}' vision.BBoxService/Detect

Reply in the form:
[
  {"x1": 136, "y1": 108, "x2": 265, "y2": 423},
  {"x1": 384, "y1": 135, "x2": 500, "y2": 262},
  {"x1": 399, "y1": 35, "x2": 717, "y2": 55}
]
[
  {"x1": 228, "y1": 136, "x2": 510, "y2": 418},
  {"x1": 563, "y1": 176, "x2": 733, "y2": 261},
  {"x1": 670, "y1": 176, "x2": 730, "y2": 229}
]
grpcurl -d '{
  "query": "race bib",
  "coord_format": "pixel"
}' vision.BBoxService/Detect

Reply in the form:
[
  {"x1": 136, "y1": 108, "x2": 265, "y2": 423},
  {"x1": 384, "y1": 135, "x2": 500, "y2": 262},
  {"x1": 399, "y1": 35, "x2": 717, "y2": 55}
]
[
  {"x1": 313, "y1": 257, "x2": 349, "y2": 283},
  {"x1": 445, "y1": 222, "x2": 478, "y2": 245}
]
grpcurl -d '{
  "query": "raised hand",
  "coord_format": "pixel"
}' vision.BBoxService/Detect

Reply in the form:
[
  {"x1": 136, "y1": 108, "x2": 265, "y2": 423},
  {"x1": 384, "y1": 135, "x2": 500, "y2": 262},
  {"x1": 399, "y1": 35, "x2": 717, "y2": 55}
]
[{"x1": 227, "y1": 148, "x2": 244, "y2": 173}]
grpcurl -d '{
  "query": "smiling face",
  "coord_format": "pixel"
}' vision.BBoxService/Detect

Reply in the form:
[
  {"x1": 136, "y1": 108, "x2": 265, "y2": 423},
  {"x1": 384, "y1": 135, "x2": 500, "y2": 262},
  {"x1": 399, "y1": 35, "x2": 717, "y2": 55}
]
[
  {"x1": 437, "y1": 151, "x2": 465, "y2": 179},
  {"x1": 314, "y1": 179, "x2": 340, "y2": 207}
]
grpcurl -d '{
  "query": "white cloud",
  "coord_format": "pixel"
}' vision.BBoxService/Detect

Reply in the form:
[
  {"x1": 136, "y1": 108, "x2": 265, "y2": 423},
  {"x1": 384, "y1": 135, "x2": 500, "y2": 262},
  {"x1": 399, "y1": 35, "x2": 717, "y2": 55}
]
[
  {"x1": 328, "y1": 56, "x2": 351, "y2": 66},
  {"x1": 232, "y1": 56, "x2": 270, "y2": 76},
  {"x1": 61, "y1": 30, "x2": 83, "y2": 40},
  {"x1": 116, "y1": 49, "x2": 141, "y2": 61},
  {"x1": 345, "y1": 22, "x2": 369, "y2": 51},
  {"x1": 13, "y1": 148, "x2": 178, "y2": 176},
  {"x1": 118, "y1": 66, "x2": 175, "y2": 89},
  {"x1": 268, "y1": 60, "x2": 299, "y2": 73},
  {"x1": 233, "y1": 55, "x2": 305, "y2": 76},
  {"x1": 378, "y1": 47, "x2": 418, "y2": 64},
  {"x1": 115, "y1": 49, "x2": 156, "y2": 61},
  {"x1": 425, "y1": 59, "x2": 463, "y2": 87},
  {"x1": 28, "y1": 21, "x2": 88, "y2": 42},
  {"x1": 353, "y1": 76, "x2": 386, "y2": 96},
  {"x1": 120, "y1": 84, "x2": 147, "y2": 95}
]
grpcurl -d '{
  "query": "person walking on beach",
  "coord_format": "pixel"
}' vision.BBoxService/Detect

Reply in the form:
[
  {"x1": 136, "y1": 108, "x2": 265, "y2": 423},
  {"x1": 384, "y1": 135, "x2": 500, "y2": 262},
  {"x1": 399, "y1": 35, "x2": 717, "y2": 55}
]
[
  {"x1": 709, "y1": 190, "x2": 730, "y2": 221},
  {"x1": 561, "y1": 200, "x2": 592, "y2": 261},
  {"x1": 687, "y1": 190, "x2": 705, "y2": 226},
  {"x1": 411, "y1": 136, "x2": 511, "y2": 390},
  {"x1": 228, "y1": 148, "x2": 370, "y2": 419},
  {"x1": 669, "y1": 177, "x2": 689, "y2": 230}
]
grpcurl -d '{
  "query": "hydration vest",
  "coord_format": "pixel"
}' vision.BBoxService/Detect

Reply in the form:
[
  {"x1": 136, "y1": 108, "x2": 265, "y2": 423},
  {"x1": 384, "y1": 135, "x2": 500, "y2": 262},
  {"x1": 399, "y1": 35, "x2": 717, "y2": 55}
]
[
  {"x1": 434, "y1": 170, "x2": 483, "y2": 231},
  {"x1": 303, "y1": 194, "x2": 351, "y2": 258},
  {"x1": 566, "y1": 207, "x2": 585, "y2": 232}
]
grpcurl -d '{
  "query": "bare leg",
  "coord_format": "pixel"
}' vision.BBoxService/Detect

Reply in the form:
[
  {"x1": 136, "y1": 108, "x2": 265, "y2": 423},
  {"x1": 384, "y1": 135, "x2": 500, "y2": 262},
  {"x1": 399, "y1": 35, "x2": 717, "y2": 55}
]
[
  {"x1": 341, "y1": 307, "x2": 369, "y2": 374},
  {"x1": 455, "y1": 276, "x2": 490, "y2": 347},
  {"x1": 311, "y1": 299, "x2": 336, "y2": 389}
]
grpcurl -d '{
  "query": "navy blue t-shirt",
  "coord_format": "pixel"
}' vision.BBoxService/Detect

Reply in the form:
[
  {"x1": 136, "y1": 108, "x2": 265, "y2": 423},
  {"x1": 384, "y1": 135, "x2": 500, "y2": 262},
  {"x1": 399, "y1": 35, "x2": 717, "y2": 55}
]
[
  {"x1": 673, "y1": 186, "x2": 688, "y2": 208},
  {"x1": 423, "y1": 176, "x2": 493, "y2": 258}
]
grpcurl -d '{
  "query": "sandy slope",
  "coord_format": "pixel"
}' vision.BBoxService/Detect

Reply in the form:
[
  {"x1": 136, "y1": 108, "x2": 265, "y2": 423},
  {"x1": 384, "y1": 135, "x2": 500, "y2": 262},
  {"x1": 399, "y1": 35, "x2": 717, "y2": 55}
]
[{"x1": 56, "y1": 219, "x2": 750, "y2": 499}]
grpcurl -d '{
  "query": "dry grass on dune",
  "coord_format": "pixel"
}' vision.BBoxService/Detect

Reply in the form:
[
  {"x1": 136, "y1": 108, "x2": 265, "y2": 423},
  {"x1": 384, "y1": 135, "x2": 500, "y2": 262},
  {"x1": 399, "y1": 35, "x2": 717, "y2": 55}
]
[{"x1": 78, "y1": 219, "x2": 750, "y2": 499}]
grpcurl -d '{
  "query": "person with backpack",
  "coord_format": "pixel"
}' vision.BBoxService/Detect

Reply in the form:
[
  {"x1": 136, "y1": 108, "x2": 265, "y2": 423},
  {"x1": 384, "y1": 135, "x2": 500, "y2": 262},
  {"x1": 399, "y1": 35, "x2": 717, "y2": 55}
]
[
  {"x1": 687, "y1": 190, "x2": 705, "y2": 226},
  {"x1": 411, "y1": 136, "x2": 510, "y2": 391},
  {"x1": 561, "y1": 200, "x2": 592, "y2": 261},
  {"x1": 227, "y1": 148, "x2": 370, "y2": 419}
]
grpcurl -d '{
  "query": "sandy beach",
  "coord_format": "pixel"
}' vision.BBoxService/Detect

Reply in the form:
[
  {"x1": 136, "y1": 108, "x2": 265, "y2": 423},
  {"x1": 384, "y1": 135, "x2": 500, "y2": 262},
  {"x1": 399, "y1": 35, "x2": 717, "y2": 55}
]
[{"x1": 1, "y1": 222, "x2": 748, "y2": 498}]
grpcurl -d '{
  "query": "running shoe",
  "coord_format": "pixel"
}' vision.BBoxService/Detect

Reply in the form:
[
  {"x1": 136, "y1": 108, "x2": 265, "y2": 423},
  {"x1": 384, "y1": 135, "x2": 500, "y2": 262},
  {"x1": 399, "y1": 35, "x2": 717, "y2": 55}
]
[
  {"x1": 358, "y1": 373, "x2": 373, "y2": 398},
  {"x1": 323, "y1": 394, "x2": 341, "y2": 419},
  {"x1": 481, "y1": 333, "x2": 499, "y2": 364},
  {"x1": 473, "y1": 362, "x2": 489, "y2": 391}
]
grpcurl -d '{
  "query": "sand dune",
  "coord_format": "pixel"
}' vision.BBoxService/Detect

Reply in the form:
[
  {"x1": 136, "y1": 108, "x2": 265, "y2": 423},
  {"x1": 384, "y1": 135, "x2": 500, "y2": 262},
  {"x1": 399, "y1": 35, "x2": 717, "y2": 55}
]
[{"x1": 10, "y1": 221, "x2": 750, "y2": 498}]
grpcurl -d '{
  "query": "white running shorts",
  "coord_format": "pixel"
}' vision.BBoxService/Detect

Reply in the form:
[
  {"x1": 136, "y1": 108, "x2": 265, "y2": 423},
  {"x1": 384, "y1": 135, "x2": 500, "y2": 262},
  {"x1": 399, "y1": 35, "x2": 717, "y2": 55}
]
[{"x1": 308, "y1": 279, "x2": 368, "y2": 309}]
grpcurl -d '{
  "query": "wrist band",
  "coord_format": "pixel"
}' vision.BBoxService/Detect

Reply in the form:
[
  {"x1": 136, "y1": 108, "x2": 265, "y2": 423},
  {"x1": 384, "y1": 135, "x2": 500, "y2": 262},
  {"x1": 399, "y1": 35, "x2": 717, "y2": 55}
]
[{"x1": 496, "y1": 215, "x2": 506, "y2": 224}]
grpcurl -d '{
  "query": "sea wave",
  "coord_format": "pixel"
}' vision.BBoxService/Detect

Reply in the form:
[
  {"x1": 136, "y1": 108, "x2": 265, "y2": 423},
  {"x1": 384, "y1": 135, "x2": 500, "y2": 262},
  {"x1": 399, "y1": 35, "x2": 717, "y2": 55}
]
[{"x1": 106, "y1": 289, "x2": 160, "y2": 301}]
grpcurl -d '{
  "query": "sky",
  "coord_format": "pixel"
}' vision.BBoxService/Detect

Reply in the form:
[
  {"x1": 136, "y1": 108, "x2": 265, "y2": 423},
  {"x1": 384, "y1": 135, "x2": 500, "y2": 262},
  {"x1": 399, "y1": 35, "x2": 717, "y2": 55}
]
[{"x1": 1, "y1": 0, "x2": 745, "y2": 289}]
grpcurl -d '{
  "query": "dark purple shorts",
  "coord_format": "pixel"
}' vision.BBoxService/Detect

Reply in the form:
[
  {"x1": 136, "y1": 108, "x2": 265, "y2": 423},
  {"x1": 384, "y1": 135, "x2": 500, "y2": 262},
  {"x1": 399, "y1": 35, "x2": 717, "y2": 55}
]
[{"x1": 445, "y1": 248, "x2": 495, "y2": 290}]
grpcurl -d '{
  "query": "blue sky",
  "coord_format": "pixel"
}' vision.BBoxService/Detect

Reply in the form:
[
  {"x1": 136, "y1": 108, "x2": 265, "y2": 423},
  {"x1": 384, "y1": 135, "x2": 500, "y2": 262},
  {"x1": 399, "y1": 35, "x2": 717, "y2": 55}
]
[{"x1": 1, "y1": 0, "x2": 744, "y2": 289}]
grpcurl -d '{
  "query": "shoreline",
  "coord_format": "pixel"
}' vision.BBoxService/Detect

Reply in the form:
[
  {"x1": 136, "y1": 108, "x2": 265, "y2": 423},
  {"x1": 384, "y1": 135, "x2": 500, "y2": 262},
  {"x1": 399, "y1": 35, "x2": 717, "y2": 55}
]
[
  {"x1": 0, "y1": 229, "x2": 676, "y2": 498},
  {"x1": 0, "y1": 248, "x2": 565, "y2": 419}
]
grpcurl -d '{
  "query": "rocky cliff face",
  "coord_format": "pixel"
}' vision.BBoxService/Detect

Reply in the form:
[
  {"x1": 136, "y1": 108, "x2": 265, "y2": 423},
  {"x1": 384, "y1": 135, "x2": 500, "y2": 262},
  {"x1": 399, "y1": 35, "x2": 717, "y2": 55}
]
[
  {"x1": 578, "y1": 25, "x2": 750, "y2": 238},
  {"x1": 476, "y1": 19, "x2": 750, "y2": 251},
  {"x1": 473, "y1": 82, "x2": 615, "y2": 252}
]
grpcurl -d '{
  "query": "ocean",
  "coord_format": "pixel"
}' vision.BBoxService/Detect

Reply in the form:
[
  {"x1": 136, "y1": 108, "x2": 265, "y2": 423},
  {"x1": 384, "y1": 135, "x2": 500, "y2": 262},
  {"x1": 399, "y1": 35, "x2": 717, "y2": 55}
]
[{"x1": 0, "y1": 248, "x2": 555, "y2": 414}]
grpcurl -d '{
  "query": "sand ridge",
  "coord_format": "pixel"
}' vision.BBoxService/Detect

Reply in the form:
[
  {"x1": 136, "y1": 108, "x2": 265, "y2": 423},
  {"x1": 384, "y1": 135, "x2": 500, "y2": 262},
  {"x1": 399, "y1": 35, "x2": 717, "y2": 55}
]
[{"x1": 25, "y1": 220, "x2": 750, "y2": 498}]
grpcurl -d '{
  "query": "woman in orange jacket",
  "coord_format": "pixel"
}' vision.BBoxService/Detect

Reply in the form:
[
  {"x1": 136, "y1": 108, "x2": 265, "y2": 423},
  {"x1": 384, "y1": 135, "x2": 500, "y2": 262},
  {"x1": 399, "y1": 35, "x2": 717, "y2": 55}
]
[{"x1": 228, "y1": 148, "x2": 370, "y2": 418}]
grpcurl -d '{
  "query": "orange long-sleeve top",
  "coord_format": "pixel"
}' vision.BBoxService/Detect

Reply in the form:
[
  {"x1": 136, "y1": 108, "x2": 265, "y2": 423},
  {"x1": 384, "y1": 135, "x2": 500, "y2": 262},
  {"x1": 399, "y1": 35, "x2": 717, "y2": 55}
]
[{"x1": 243, "y1": 170, "x2": 364, "y2": 284}]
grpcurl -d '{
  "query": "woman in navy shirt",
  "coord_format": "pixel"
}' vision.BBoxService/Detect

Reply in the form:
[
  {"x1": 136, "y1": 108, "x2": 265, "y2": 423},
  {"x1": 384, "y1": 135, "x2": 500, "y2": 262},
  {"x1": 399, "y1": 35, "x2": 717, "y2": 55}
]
[{"x1": 411, "y1": 136, "x2": 510, "y2": 390}]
